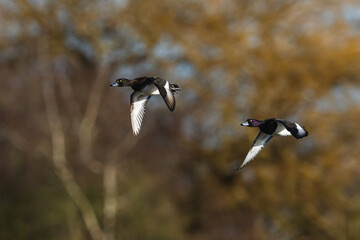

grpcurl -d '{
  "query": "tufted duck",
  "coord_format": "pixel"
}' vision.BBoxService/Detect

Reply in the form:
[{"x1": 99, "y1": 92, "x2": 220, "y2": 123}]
[
  {"x1": 237, "y1": 118, "x2": 308, "y2": 169},
  {"x1": 110, "y1": 76, "x2": 181, "y2": 135}
]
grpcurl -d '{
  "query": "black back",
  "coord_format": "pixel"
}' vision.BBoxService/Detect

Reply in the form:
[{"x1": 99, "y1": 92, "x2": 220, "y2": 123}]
[
  {"x1": 130, "y1": 76, "x2": 156, "y2": 91},
  {"x1": 259, "y1": 118, "x2": 278, "y2": 135}
]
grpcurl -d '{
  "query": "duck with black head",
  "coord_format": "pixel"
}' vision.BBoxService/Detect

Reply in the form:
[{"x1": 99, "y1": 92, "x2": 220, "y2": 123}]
[
  {"x1": 110, "y1": 76, "x2": 181, "y2": 136},
  {"x1": 237, "y1": 118, "x2": 308, "y2": 169}
]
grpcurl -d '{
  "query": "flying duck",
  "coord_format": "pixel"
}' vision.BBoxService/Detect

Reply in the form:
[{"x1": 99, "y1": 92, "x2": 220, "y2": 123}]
[
  {"x1": 237, "y1": 118, "x2": 308, "y2": 169},
  {"x1": 110, "y1": 76, "x2": 181, "y2": 135}
]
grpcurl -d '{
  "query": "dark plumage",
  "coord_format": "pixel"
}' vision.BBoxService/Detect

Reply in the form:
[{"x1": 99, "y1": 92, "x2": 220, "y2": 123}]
[
  {"x1": 237, "y1": 118, "x2": 308, "y2": 169},
  {"x1": 110, "y1": 76, "x2": 181, "y2": 135}
]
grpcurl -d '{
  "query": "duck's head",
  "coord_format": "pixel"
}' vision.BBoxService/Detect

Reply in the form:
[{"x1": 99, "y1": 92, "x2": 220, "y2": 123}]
[
  {"x1": 241, "y1": 119, "x2": 261, "y2": 127},
  {"x1": 110, "y1": 78, "x2": 130, "y2": 87}
]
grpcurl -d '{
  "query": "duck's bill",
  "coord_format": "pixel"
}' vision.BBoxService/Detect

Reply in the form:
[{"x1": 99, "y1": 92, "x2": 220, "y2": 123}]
[
  {"x1": 241, "y1": 121, "x2": 249, "y2": 126},
  {"x1": 110, "y1": 82, "x2": 119, "y2": 87}
]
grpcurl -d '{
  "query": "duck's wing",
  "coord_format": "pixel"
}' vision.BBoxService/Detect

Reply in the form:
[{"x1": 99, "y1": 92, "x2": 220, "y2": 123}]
[
  {"x1": 130, "y1": 92, "x2": 151, "y2": 136},
  {"x1": 237, "y1": 131, "x2": 272, "y2": 170},
  {"x1": 154, "y1": 78, "x2": 176, "y2": 111},
  {"x1": 276, "y1": 119, "x2": 308, "y2": 139}
]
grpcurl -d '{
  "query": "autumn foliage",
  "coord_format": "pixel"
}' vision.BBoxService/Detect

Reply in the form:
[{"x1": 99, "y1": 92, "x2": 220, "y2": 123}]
[{"x1": 1, "y1": 0, "x2": 360, "y2": 239}]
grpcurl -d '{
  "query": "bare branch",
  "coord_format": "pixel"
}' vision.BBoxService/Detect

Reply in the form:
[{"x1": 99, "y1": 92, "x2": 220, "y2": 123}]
[
  {"x1": 102, "y1": 126, "x2": 153, "y2": 240},
  {"x1": 57, "y1": 70, "x2": 83, "y2": 128},
  {"x1": 1, "y1": 126, "x2": 28, "y2": 153},
  {"x1": 78, "y1": 65, "x2": 109, "y2": 173},
  {"x1": 103, "y1": 158, "x2": 117, "y2": 240},
  {"x1": 40, "y1": 43, "x2": 105, "y2": 240}
]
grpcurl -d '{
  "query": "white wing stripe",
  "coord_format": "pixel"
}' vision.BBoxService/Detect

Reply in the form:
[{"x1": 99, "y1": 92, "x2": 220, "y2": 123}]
[
  {"x1": 240, "y1": 145, "x2": 264, "y2": 168},
  {"x1": 295, "y1": 123, "x2": 307, "y2": 136},
  {"x1": 239, "y1": 132, "x2": 272, "y2": 169},
  {"x1": 164, "y1": 81, "x2": 175, "y2": 109},
  {"x1": 130, "y1": 92, "x2": 150, "y2": 135}
]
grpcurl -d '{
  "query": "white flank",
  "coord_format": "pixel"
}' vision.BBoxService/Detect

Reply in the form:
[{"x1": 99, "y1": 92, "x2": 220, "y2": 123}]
[
  {"x1": 276, "y1": 128, "x2": 291, "y2": 136},
  {"x1": 142, "y1": 84, "x2": 160, "y2": 96},
  {"x1": 275, "y1": 123, "x2": 292, "y2": 136}
]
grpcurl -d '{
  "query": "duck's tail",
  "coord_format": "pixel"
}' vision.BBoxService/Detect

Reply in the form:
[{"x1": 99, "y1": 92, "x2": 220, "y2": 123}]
[{"x1": 170, "y1": 84, "x2": 182, "y2": 93}]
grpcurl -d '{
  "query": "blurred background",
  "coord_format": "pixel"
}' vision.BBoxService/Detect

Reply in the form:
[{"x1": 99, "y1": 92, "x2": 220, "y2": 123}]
[{"x1": 1, "y1": 0, "x2": 360, "y2": 239}]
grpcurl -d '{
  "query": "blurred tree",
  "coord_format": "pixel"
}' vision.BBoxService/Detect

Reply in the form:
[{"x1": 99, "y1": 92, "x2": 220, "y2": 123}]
[{"x1": 1, "y1": 0, "x2": 360, "y2": 239}]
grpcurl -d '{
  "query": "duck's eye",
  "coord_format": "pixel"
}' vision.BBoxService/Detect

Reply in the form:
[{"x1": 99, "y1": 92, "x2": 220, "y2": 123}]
[
  {"x1": 120, "y1": 80, "x2": 122, "y2": 82},
  {"x1": 250, "y1": 120, "x2": 253, "y2": 122}
]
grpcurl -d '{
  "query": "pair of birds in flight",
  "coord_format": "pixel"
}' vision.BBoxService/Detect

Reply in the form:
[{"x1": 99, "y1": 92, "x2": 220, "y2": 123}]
[{"x1": 110, "y1": 76, "x2": 308, "y2": 169}]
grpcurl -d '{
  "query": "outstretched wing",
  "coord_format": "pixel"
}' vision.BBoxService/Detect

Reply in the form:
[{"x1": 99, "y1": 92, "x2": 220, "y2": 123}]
[
  {"x1": 154, "y1": 78, "x2": 176, "y2": 111},
  {"x1": 237, "y1": 131, "x2": 272, "y2": 170},
  {"x1": 277, "y1": 119, "x2": 308, "y2": 139},
  {"x1": 130, "y1": 92, "x2": 151, "y2": 135}
]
